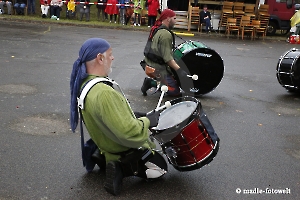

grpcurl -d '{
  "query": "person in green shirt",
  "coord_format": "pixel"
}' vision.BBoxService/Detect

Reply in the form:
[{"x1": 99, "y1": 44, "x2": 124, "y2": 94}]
[
  {"x1": 133, "y1": 0, "x2": 144, "y2": 26},
  {"x1": 70, "y1": 38, "x2": 167, "y2": 196},
  {"x1": 141, "y1": 9, "x2": 189, "y2": 96}
]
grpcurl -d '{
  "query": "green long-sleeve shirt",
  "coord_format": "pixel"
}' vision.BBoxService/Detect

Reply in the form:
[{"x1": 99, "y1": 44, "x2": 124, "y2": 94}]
[
  {"x1": 134, "y1": 0, "x2": 144, "y2": 14},
  {"x1": 81, "y1": 75, "x2": 155, "y2": 162},
  {"x1": 144, "y1": 25, "x2": 174, "y2": 77}
]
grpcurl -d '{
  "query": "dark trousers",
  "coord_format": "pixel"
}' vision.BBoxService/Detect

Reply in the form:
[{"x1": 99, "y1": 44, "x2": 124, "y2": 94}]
[
  {"x1": 203, "y1": 18, "x2": 211, "y2": 32},
  {"x1": 148, "y1": 16, "x2": 156, "y2": 27},
  {"x1": 50, "y1": 6, "x2": 61, "y2": 18},
  {"x1": 78, "y1": 4, "x2": 90, "y2": 21}
]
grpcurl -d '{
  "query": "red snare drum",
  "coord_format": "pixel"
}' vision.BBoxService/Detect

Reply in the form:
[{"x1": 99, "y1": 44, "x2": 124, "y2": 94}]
[
  {"x1": 151, "y1": 96, "x2": 219, "y2": 172},
  {"x1": 289, "y1": 35, "x2": 300, "y2": 44}
]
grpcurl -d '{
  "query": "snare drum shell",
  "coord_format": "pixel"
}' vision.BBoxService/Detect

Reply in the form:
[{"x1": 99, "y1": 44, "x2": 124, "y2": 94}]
[
  {"x1": 167, "y1": 119, "x2": 217, "y2": 171},
  {"x1": 152, "y1": 97, "x2": 220, "y2": 172}
]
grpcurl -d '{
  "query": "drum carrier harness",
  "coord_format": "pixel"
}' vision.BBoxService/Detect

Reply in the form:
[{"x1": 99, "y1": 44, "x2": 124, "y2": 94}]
[
  {"x1": 77, "y1": 77, "x2": 155, "y2": 175},
  {"x1": 143, "y1": 26, "x2": 175, "y2": 65}
]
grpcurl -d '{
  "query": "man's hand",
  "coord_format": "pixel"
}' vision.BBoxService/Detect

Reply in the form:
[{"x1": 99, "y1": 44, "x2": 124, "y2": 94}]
[
  {"x1": 146, "y1": 110, "x2": 160, "y2": 128},
  {"x1": 176, "y1": 68, "x2": 188, "y2": 80}
]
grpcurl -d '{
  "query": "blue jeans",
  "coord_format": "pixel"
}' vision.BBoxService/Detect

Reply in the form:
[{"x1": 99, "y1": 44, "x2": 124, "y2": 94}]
[
  {"x1": 27, "y1": 0, "x2": 35, "y2": 14},
  {"x1": 14, "y1": 3, "x2": 26, "y2": 15},
  {"x1": 204, "y1": 18, "x2": 211, "y2": 32}
]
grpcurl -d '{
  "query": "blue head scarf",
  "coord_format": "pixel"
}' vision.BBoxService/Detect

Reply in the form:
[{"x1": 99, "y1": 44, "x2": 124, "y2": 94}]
[{"x1": 70, "y1": 38, "x2": 110, "y2": 132}]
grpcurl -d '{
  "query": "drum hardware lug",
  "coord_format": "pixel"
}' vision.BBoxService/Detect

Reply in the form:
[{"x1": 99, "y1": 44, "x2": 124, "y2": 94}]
[{"x1": 165, "y1": 146, "x2": 177, "y2": 158}]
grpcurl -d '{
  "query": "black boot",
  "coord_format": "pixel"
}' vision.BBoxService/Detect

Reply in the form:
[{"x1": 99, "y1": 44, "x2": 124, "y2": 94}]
[
  {"x1": 141, "y1": 77, "x2": 154, "y2": 96},
  {"x1": 104, "y1": 161, "x2": 123, "y2": 196},
  {"x1": 91, "y1": 148, "x2": 106, "y2": 171}
]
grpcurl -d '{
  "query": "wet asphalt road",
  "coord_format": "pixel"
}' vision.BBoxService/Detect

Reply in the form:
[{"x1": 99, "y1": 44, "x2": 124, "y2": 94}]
[{"x1": 0, "y1": 20, "x2": 299, "y2": 200}]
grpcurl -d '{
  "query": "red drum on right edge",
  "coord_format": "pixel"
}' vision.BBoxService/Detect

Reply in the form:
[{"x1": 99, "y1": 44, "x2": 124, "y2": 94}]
[{"x1": 276, "y1": 48, "x2": 300, "y2": 91}]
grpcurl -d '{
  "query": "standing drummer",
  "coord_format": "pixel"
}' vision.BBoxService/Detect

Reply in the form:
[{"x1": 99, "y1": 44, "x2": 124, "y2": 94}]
[{"x1": 141, "y1": 8, "x2": 190, "y2": 96}]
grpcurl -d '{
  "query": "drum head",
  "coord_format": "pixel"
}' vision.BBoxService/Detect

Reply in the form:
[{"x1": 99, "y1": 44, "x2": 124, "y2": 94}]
[
  {"x1": 152, "y1": 97, "x2": 199, "y2": 143},
  {"x1": 156, "y1": 101, "x2": 197, "y2": 130},
  {"x1": 173, "y1": 43, "x2": 224, "y2": 96}
]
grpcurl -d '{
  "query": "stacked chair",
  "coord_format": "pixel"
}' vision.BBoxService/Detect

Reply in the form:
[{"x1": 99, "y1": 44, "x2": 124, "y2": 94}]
[
  {"x1": 252, "y1": 20, "x2": 267, "y2": 40},
  {"x1": 244, "y1": 5, "x2": 256, "y2": 22},
  {"x1": 188, "y1": 6, "x2": 200, "y2": 32},
  {"x1": 233, "y1": 2, "x2": 245, "y2": 26},
  {"x1": 257, "y1": 4, "x2": 270, "y2": 38},
  {"x1": 239, "y1": 15, "x2": 254, "y2": 40},
  {"x1": 219, "y1": 1, "x2": 234, "y2": 33}
]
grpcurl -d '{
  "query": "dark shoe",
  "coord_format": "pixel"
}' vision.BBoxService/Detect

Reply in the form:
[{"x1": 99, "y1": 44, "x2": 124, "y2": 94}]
[
  {"x1": 91, "y1": 148, "x2": 106, "y2": 171},
  {"x1": 141, "y1": 77, "x2": 153, "y2": 96},
  {"x1": 104, "y1": 161, "x2": 123, "y2": 196}
]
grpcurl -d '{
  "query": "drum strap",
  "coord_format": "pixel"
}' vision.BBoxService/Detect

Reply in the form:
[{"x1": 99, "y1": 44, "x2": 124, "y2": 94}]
[
  {"x1": 144, "y1": 26, "x2": 175, "y2": 65},
  {"x1": 77, "y1": 77, "x2": 136, "y2": 169}
]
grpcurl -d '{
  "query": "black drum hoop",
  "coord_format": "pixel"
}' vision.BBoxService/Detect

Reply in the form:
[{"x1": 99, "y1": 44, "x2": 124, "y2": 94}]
[{"x1": 276, "y1": 48, "x2": 300, "y2": 91}]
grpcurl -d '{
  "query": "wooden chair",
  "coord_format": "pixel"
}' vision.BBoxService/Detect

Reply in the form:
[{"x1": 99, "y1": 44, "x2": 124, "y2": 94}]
[
  {"x1": 188, "y1": 6, "x2": 200, "y2": 32},
  {"x1": 258, "y1": 13, "x2": 270, "y2": 38},
  {"x1": 244, "y1": 5, "x2": 256, "y2": 22},
  {"x1": 219, "y1": 2, "x2": 234, "y2": 33},
  {"x1": 258, "y1": 4, "x2": 269, "y2": 14},
  {"x1": 222, "y1": 1, "x2": 234, "y2": 12},
  {"x1": 141, "y1": 9, "x2": 148, "y2": 25},
  {"x1": 252, "y1": 20, "x2": 266, "y2": 40},
  {"x1": 233, "y1": 2, "x2": 244, "y2": 17},
  {"x1": 199, "y1": 22, "x2": 207, "y2": 33},
  {"x1": 225, "y1": 18, "x2": 239, "y2": 38},
  {"x1": 239, "y1": 15, "x2": 254, "y2": 40}
]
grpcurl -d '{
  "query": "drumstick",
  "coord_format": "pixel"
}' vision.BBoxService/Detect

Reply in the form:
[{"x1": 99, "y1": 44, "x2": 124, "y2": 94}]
[
  {"x1": 155, "y1": 101, "x2": 171, "y2": 111},
  {"x1": 147, "y1": 101, "x2": 171, "y2": 114},
  {"x1": 187, "y1": 74, "x2": 198, "y2": 80},
  {"x1": 156, "y1": 85, "x2": 168, "y2": 110}
]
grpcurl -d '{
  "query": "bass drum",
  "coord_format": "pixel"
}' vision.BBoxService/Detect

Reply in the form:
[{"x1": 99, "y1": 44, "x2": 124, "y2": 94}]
[
  {"x1": 173, "y1": 41, "x2": 224, "y2": 96},
  {"x1": 276, "y1": 48, "x2": 300, "y2": 91}
]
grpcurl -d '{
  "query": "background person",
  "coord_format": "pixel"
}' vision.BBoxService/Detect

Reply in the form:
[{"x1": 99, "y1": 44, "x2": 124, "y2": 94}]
[
  {"x1": 27, "y1": 0, "x2": 35, "y2": 14},
  {"x1": 40, "y1": 0, "x2": 50, "y2": 18},
  {"x1": 118, "y1": 0, "x2": 127, "y2": 25},
  {"x1": 0, "y1": 0, "x2": 12, "y2": 15},
  {"x1": 133, "y1": 0, "x2": 144, "y2": 26},
  {"x1": 13, "y1": 0, "x2": 26, "y2": 15},
  {"x1": 97, "y1": 0, "x2": 108, "y2": 21},
  {"x1": 66, "y1": 0, "x2": 76, "y2": 19},
  {"x1": 200, "y1": 4, "x2": 211, "y2": 33},
  {"x1": 50, "y1": 0, "x2": 63, "y2": 20},
  {"x1": 105, "y1": 0, "x2": 118, "y2": 23},
  {"x1": 78, "y1": 0, "x2": 91, "y2": 21},
  {"x1": 147, "y1": 0, "x2": 160, "y2": 27}
]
